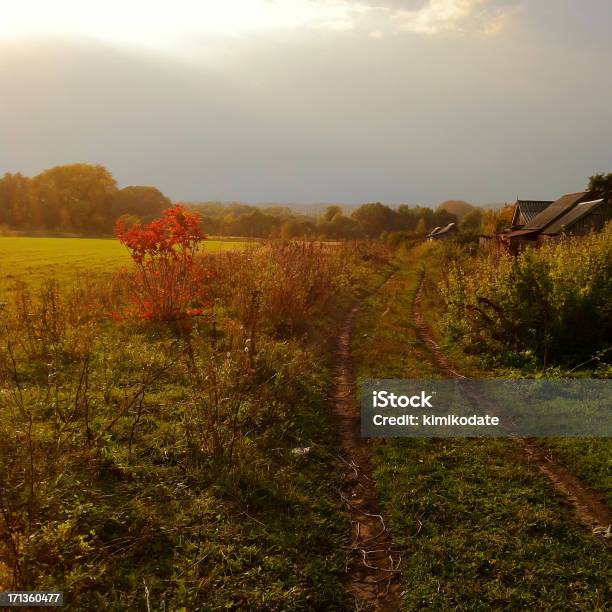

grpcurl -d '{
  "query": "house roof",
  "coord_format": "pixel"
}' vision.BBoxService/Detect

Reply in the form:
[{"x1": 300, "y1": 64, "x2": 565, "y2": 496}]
[
  {"x1": 514, "y1": 200, "x2": 553, "y2": 223},
  {"x1": 522, "y1": 191, "x2": 591, "y2": 232},
  {"x1": 431, "y1": 222, "x2": 456, "y2": 237},
  {"x1": 542, "y1": 199, "x2": 606, "y2": 235},
  {"x1": 503, "y1": 228, "x2": 539, "y2": 239}
]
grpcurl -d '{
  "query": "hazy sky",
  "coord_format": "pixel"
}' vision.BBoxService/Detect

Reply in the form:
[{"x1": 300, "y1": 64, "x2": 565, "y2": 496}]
[{"x1": 1, "y1": 0, "x2": 611, "y2": 204}]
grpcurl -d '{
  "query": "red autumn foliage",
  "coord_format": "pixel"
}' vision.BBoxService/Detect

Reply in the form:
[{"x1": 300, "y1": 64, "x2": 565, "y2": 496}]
[{"x1": 115, "y1": 205, "x2": 211, "y2": 322}]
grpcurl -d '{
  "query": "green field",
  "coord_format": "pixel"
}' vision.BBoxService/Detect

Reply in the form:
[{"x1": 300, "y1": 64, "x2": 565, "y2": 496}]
[
  {"x1": 352, "y1": 259, "x2": 611, "y2": 610},
  {"x1": 0, "y1": 236, "x2": 249, "y2": 288}
]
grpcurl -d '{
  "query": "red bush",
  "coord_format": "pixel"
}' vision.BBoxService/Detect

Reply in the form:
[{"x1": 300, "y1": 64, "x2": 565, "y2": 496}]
[{"x1": 115, "y1": 205, "x2": 211, "y2": 322}]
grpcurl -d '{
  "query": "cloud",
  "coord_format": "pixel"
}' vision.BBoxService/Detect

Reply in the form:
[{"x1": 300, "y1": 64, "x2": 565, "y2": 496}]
[
  {"x1": 2, "y1": 1, "x2": 610, "y2": 204},
  {"x1": 395, "y1": 0, "x2": 488, "y2": 33},
  {"x1": 327, "y1": 0, "x2": 519, "y2": 36}
]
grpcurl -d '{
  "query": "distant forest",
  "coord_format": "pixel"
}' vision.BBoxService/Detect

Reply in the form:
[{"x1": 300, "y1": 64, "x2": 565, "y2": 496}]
[
  {"x1": 0, "y1": 164, "x2": 170, "y2": 234},
  {"x1": 0, "y1": 163, "x2": 509, "y2": 239}
]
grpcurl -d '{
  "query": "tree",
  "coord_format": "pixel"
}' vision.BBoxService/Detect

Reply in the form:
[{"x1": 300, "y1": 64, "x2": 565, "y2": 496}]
[
  {"x1": 397, "y1": 205, "x2": 417, "y2": 231},
  {"x1": 436, "y1": 200, "x2": 477, "y2": 220},
  {"x1": 280, "y1": 218, "x2": 316, "y2": 239},
  {"x1": 481, "y1": 206, "x2": 514, "y2": 235},
  {"x1": 412, "y1": 206, "x2": 435, "y2": 232},
  {"x1": 432, "y1": 209, "x2": 458, "y2": 228},
  {"x1": 231, "y1": 210, "x2": 279, "y2": 238},
  {"x1": 199, "y1": 215, "x2": 220, "y2": 235},
  {"x1": 113, "y1": 186, "x2": 171, "y2": 222},
  {"x1": 415, "y1": 218, "x2": 427, "y2": 235},
  {"x1": 36, "y1": 163, "x2": 118, "y2": 232},
  {"x1": 319, "y1": 214, "x2": 363, "y2": 239},
  {"x1": 0, "y1": 173, "x2": 35, "y2": 227},
  {"x1": 351, "y1": 202, "x2": 398, "y2": 237},
  {"x1": 588, "y1": 172, "x2": 612, "y2": 202},
  {"x1": 460, "y1": 209, "x2": 483, "y2": 232},
  {"x1": 323, "y1": 205, "x2": 342, "y2": 222},
  {"x1": 115, "y1": 213, "x2": 141, "y2": 230}
]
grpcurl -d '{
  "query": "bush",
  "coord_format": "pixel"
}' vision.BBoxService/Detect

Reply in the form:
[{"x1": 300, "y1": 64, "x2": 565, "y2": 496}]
[
  {"x1": 206, "y1": 242, "x2": 358, "y2": 338},
  {"x1": 440, "y1": 223, "x2": 612, "y2": 367},
  {"x1": 115, "y1": 205, "x2": 210, "y2": 322},
  {"x1": 384, "y1": 231, "x2": 423, "y2": 251}
]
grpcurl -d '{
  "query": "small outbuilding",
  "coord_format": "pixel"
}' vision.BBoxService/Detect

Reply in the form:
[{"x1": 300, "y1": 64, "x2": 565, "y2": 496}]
[{"x1": 427, "y1": 222, "x2": 458, "y2": 241}]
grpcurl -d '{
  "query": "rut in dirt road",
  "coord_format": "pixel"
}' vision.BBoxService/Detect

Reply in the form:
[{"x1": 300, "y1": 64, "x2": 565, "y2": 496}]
[
  {"x1": 413, "y1": 277, "x2": 612, "y2": 542},
  {"x1": 333, "y1": 307, "x2": 401, "y2": 611}
]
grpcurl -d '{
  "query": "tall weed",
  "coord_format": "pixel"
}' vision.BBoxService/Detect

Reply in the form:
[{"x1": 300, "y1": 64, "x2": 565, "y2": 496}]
[{"x1": 440, "y1": 223, "x2": 612, "y2": 367}]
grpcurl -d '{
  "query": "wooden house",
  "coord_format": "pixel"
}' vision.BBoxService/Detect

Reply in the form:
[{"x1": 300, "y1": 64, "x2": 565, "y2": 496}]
[
  {"x1": 510, "y1": 199, "x2": 553, "y2": 229},
  {"x1": 502, "y1": 191, "x2": 611, "y2": 253}
]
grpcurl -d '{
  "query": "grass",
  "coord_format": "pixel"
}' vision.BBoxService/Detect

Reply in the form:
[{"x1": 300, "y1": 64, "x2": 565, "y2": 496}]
[
  {"x1": 0, "y1": 242, "x2": 389, "y2": 609},
  {"x1": 543, "y1": 438, "x2": 612, "y2": 506},
  {"x1": 1, "y1": 236, "x2": 608, "y2": 609},
  {"x1": 1, "y1": 328, "x2": 350, "y2": 609},
  {"x1": 412, "y1": 241, "x2": 612, "y2": 503},
  {"x1": 0, "y1": 236, "x2": 250, "y2": 288},
  {"x1": 352, "y1": 256, "x2": 611, "y2": 611},
  {"x1": 374, "y1": 437, "x2": 610, "y2": 610}
]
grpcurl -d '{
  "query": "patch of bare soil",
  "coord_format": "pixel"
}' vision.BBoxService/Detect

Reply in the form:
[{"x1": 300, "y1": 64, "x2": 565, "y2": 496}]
[
  {"x1": 413, "y1": 280, "x2": 612, "y2": 542},
  {"x1": 333, "y1": 307, "x2": 401, "y2": 610}
]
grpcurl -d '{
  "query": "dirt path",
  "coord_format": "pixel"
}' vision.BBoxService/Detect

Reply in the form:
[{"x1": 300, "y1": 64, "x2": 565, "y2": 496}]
[
  {"x1": 413, "y1": 278, "x2": 612, "y2": 541},
  {"x1": 333, "y1": 306, "x2": 401, "y2": 610}
]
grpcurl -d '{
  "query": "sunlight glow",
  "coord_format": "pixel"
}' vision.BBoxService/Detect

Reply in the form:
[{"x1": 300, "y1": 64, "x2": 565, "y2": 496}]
[
  {"x1": 0, "y1": 0, "x2": 512, "y2": 50},
  {"x1": 0, "y1": 0, "x2": 356, "y2": 48}
]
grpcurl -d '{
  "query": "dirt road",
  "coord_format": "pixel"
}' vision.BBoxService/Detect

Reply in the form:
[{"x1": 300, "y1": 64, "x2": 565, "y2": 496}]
[{"x1": 333, "y1": 306, "x2": 401, "y2": 610}]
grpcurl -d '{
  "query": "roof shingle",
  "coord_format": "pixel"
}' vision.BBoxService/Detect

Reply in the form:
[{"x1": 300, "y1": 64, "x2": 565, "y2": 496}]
[
  {"x1": 542, "y1": 199, "x2": 606, "y2": 235},
  {"x1": 514, "y1": 200, "x2": 553, "y2": 223},
  {"x1": 523, "y1": 191, "x2": 591, "y2": 231}
]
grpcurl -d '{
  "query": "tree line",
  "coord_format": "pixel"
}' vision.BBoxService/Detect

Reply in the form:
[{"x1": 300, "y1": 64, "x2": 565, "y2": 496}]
[
  {"x1": 1, "y1": 162, "x2": 510, "y2": 239},
  {"x1": 3, "y1": 163, "x2": 608, "y2": 239},
  {"x1": 193, "y1": 201, "x2": 466, "y2": 240},
  {"x1": 0, "y1": 164, "x2": 170, "y2": 234}
]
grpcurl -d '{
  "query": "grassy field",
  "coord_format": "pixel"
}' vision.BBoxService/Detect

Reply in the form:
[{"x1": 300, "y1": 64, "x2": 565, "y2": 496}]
[
  {"x1": 0, "y1": 241, "x2": 385, "y2": 609},
  {"x1": 352, "y1": 258, "x2": 611, "y2": 610},
  {"x1": 410, "y1": 241, "x2": 612, "y2": 506},
  {"x1": 0, "y1": 234, "x2": 608, "y2": 610},
  {"x1": 0, "y1": 236, "x2": 249, "y2": 288}
]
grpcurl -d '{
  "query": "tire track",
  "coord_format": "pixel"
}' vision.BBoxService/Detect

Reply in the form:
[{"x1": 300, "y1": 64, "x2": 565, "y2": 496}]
[
  {"x1": 333, "y1": 306, "x2": 401, "y2": 610},
  {"x1": 413, "y1": 276, "x2": 612, "y2": 541}
]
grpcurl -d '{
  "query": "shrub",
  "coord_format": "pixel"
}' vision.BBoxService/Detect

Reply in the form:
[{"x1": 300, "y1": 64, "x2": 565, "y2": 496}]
[
  {"x1": 115, "y1": 205, "x2": 210, "y2": 322},
  {"x1": 206, "y1": 242, "x2": 356, "y2": 339},
  {"x1": 440, "y1": 223, "x2": 612, "y2": 367}
]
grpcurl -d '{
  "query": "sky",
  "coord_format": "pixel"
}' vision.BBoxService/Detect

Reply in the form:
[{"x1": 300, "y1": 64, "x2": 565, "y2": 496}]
[{"x1": 0, "y1": 0, "x2": 611, "y2": 205}]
